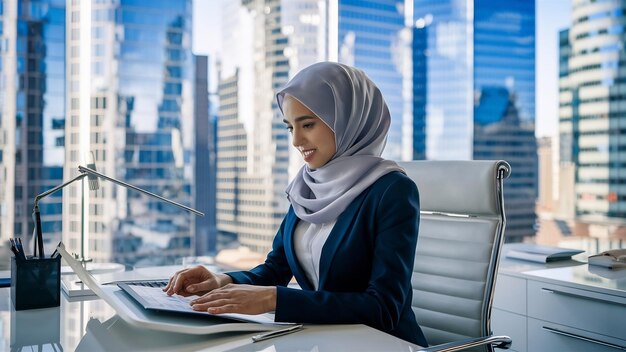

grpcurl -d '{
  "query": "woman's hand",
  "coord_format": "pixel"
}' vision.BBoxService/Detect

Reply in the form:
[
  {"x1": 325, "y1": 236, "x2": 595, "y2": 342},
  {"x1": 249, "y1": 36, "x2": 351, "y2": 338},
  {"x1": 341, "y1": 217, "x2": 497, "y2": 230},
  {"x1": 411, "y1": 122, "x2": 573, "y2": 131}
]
[
  {"x1": 190, "y1": 284, "x2": 277, "y2": 315},
  {"x1": 163, "y1": 265, "x2": 232, "y2": 297}
]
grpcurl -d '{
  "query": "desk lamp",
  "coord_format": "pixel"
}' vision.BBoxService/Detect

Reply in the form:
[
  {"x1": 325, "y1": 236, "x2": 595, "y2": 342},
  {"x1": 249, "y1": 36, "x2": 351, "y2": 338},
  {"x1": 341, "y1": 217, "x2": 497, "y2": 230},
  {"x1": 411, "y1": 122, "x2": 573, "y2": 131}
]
[{"x1": 32, "y1": 164, "x2": 204, "y2": 263}]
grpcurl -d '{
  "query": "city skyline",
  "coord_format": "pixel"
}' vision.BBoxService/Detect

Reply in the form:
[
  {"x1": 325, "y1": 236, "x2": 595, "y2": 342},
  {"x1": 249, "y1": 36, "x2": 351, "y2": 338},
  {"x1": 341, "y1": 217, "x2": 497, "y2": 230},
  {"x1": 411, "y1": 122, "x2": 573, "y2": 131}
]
[
  {"x1": 2, "y1": 0, "x2": 623, "y2": 268},
  {"x1": 61, "y1": 0, "x2": 197, "y2": 265},
  {"x1": 194, "y1": 0, "x2": 571, "y2": 139},
  {"x1": 412, "y1": 0, "x2": 537, "y2": 241}
]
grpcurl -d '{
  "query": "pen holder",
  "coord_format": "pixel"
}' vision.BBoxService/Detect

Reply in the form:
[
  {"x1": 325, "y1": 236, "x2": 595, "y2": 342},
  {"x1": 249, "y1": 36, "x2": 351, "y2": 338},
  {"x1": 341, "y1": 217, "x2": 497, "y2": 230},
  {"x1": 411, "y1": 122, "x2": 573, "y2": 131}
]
[{"x1": 10, "y1": 256, "x2": 61, "y2": 310}]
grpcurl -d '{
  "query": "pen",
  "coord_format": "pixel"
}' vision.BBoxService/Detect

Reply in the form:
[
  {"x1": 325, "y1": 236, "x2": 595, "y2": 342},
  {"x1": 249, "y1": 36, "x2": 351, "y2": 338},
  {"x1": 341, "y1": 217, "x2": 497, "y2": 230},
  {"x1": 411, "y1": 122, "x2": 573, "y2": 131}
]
[
  {"x1": 33, "y1": 210, "x2": 44, "y2": 258},
  {"x1": 251, "y1": 324, "x2": 304, "y2": 343},
  {"x1": 9, "y1": 239, "x2": 20, "y2": 258},
  {"x1": 14, "y1": 238, "x2": 27, "y2": 260}
]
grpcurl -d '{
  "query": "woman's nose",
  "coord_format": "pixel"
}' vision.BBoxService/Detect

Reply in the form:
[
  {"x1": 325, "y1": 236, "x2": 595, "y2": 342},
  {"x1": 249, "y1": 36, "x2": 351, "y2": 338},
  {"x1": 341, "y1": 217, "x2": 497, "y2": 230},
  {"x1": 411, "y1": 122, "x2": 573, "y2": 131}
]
[{"x1": 291, "y1": 128, "x2": 304, "y2": 147}]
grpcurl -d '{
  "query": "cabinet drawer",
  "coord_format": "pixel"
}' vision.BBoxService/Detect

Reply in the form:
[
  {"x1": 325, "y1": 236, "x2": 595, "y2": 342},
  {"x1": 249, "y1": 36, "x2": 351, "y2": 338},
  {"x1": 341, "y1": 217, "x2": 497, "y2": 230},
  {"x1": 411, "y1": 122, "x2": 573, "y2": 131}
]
[
  {"x1": 527, "y1": 280, "x2": 626, "y2": 339},
  {"x1": 492, "y1": 308, "x2": 526, "y2": 352},
  {"x1": 528, "y1": 318, "x2": 626, "y2": 351},
  {"x1": 493, "y1": 274, "x2": 526, "y2": 315}
]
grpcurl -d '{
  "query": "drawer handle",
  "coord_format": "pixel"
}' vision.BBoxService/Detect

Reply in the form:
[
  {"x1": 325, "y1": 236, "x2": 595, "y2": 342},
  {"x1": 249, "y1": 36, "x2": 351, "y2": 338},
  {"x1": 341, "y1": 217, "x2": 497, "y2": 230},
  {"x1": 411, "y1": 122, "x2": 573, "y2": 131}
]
[
  {"x1": 542, "y1": 326, "x2": 626, "y2": 350},
  {"x1": 540, "y1": 287, "x2": 620, "y2": 305}
]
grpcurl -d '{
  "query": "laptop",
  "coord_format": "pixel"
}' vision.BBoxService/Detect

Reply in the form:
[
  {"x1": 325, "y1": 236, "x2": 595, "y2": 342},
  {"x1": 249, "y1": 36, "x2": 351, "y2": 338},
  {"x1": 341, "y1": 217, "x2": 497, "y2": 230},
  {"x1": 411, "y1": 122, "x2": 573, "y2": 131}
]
[
  {"x1": 116, "y1": 281, "x2": 278, "y2": 324},
  {"x1": 57, "y1": 243, "x2": 288, "y2": 334}
]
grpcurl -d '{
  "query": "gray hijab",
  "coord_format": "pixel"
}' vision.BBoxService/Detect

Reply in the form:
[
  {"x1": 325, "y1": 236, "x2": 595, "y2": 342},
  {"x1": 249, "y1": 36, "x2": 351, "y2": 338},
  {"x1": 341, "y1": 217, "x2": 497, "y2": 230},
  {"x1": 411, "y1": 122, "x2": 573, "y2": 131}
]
[{"x1": 277, "y1": 62, "x2": 404, "y2": 224}]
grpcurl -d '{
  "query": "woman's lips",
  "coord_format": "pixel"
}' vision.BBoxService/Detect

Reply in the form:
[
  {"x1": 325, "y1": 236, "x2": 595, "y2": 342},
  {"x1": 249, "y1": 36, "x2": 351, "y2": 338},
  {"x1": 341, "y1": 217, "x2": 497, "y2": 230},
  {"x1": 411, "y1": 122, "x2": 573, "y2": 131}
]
[{"x1": 302, "y1": 149, "x2": 316, "y2": 162}]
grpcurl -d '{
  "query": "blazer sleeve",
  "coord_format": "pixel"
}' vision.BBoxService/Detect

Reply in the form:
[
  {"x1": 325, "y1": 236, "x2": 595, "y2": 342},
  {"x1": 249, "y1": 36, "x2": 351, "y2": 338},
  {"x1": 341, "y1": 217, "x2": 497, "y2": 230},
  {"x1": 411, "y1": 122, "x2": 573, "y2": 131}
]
[
  {"x1": 274, "y1": 176, "x2": 419, "y2": 332},
  {"x1": 225, "y1": 215, "x2": 293, "y2": 287}
]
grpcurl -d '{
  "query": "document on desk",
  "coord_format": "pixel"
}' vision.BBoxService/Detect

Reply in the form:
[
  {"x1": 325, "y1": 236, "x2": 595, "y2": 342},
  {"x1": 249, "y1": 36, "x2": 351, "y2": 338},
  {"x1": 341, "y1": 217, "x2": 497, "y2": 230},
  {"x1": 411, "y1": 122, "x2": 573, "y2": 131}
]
[{"x1": 57, "y1": 243, "x2": 289, "y2": 335}]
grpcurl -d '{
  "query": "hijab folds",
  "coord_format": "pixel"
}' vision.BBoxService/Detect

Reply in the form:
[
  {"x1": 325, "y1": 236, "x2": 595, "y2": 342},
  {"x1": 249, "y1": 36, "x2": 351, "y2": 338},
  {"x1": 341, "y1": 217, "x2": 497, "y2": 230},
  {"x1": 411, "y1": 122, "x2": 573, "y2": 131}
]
[{"x1": 277, "y1": 62, "x2": 404, "y2": 224}]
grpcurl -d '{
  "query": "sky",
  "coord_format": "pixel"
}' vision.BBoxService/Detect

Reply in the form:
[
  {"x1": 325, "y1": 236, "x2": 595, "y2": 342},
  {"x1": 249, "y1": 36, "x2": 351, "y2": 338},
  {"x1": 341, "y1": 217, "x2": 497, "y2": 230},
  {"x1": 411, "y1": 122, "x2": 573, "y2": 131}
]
[
  {"x1": 535, "y1": 0, "x2": 571, "y2": 137},
  {"x1": 192, "y1": 0, "x2": 223, "y2": 96},
  {"x1": 193, "y1": 0, "x2": 572, "y2": 138}
]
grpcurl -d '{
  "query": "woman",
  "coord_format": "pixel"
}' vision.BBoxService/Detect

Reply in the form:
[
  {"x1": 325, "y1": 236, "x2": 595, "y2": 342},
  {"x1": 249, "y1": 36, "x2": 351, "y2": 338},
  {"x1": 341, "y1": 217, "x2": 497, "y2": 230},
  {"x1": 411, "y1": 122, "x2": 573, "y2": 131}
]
[{"x1": 164, "y1": 61, "x2": 427, "y2": 346}]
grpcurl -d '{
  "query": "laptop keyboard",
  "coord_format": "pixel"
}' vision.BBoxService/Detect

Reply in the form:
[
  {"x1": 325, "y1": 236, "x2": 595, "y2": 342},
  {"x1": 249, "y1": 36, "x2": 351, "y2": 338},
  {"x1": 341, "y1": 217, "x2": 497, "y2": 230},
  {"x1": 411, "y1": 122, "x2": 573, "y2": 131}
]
[
  {"x1": 123, "y1": 283, "x2": 195, "y2": 311},
  {"x1": 125, "y1": 280, "x2": 168, "y2": 288}
]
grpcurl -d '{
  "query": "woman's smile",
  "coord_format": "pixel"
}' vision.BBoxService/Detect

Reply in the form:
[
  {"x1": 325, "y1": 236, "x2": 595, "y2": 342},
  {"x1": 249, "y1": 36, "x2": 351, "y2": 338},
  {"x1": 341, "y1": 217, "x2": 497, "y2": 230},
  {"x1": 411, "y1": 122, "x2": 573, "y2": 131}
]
[{"x1": 301, "y1": 148, "x2": 316, "y2": 162}]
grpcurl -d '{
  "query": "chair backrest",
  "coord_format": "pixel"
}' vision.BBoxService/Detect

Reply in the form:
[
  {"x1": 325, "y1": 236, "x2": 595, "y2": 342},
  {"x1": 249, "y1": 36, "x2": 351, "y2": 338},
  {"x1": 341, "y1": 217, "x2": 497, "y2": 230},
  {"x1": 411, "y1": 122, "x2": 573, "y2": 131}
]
[{"x1": 397, "y1": 160, "x2": 510, "y2": 351}]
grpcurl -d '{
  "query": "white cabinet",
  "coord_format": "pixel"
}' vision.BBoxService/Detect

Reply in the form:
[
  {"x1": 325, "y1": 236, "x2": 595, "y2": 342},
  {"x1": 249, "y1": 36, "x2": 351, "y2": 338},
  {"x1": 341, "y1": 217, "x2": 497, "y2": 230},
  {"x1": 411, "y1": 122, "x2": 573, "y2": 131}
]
[
  {"x1": 528, "y1": 318, "x2": 626, "y2": 352},
  {"x1": 492, "y1": 258, "x2": 626, "y2": 352}
]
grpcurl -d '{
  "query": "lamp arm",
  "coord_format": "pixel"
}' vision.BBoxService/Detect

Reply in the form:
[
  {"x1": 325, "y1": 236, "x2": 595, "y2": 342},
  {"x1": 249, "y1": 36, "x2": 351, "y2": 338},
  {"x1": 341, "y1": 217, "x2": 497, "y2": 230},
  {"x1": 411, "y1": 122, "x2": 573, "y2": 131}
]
[
  {"x1": 32, "y1": 172, "x2": 89, "y2": 258},
  {"x1": 77, "y1": 165, "x2": 204, "y2": 217},
  {"x1": 34, "y1": 172, "x2": 88, "y2": 208}
]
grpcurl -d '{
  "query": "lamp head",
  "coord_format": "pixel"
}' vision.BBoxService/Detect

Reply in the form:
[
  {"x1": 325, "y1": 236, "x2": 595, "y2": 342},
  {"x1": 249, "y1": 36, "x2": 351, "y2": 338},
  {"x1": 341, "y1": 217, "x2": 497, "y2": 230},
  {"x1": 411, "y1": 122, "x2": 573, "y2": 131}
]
[{"x1": 87, "y1": 152, "x2": 100, "y2": 191}]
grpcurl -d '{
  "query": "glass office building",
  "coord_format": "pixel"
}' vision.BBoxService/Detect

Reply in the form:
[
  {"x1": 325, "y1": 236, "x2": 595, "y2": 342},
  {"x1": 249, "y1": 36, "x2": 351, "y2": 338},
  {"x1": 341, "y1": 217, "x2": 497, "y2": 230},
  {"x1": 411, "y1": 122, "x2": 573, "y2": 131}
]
[
  {"x1": 281, "y1": 0, "x2": 327, "y2": 178},
  {"x1": 0, "y1": 0, "x2": 65, "y2": 256},
  {"x1": 560, "y1": 0, "x2": 626, "y2": 225},
  {"x1": 64, "y1": 0, "x2": 195, "y2": 265},
  {"x1": 413, "y1": 0, "x2": 537, "y2": 241},
  {"x1": 194, "y1": 55, "x2": 217, "y2": 255},
  {"x1": 216, "y1": 0, "x2": 414, "y2": 255},
  {"x1": 335, "y1": 0, "x2": 410, "y2": 160},
  {"x1": 216, "y1": 0, "x2": 291, "y2": 255}
]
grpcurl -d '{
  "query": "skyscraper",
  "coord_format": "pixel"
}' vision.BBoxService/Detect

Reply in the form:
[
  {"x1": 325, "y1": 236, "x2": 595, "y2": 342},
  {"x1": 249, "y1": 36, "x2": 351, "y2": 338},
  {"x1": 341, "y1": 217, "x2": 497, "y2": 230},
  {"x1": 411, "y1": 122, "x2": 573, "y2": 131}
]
[
  {"x1": 556, "y1": 28, "x2": 576, "y2": 221},
  {"x1": 216, "y1": 0, "x2": 414, "y2": 254},
  {"x1": 559, "y1": 1, "x2": 626, "y2": 228},
  {"x1": 0, "y1": 0, "x2": 65, "y2": 251},
  {"x1": 64, "y1": 1, "x2": 195, "y2": 265},
  {"x1": 332, "y1": 0, "x2": 412, "y2": 160},
  {"x1": 282, "y1": 0, "x2": 413, "y2": 168},
  {"x1": 413, "y1": 0, "x2": 537, "y2": 241},
  {"x1": 216, "y1": 0, "x2": 291, "y2": 255},
  {"x1": 194, "y1": 55, "x2": 217, "y2": 255}
]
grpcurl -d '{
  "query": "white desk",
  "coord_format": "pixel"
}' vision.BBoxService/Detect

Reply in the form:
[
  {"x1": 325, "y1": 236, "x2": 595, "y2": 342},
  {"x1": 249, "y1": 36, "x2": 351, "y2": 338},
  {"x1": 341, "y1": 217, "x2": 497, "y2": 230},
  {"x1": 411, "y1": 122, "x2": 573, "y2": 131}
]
[
  {"x1": 492, "y1": 249, "x2": 626, "y2": 352},
  {"x1": 1, "y1": 266, "x2": 421, "y2": 351}
]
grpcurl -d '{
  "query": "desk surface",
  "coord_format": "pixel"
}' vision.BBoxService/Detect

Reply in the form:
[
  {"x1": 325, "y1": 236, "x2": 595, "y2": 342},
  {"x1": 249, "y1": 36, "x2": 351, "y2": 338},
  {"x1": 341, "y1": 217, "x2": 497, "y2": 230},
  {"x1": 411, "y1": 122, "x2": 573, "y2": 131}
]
[
  {"x1": 0, "y1": 267, "x2": 420, "y2": 352},
  {"x1": 499, "y1": 245, "x2": 626, "y2": 297}
]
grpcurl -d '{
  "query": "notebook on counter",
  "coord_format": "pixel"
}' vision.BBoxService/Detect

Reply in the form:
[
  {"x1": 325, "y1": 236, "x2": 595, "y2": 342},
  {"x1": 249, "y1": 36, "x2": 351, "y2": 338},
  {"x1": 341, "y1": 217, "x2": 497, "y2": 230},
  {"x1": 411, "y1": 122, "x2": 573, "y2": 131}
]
[{"x1": 505, "y1": 243, "x2": 584, "y2": 263}]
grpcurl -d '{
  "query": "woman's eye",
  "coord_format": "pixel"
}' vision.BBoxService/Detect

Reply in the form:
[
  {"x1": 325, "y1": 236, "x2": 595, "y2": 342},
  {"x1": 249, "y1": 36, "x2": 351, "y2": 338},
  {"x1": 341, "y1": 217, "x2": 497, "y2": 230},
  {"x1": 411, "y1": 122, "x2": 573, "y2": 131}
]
[
  {"x1": 303, "y1": 123, "x2": 314, "y2": 129},
  {"x1": 285, "y1": 126, "x2": 293, "y2": 133}
]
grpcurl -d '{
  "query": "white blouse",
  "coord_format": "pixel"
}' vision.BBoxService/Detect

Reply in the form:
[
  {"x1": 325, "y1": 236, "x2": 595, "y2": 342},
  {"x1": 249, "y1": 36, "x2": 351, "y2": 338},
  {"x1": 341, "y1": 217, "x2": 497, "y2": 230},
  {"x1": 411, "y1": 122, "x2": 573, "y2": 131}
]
[{"x1": 293, "y1": 219, "x2": 337, "y2": 290}]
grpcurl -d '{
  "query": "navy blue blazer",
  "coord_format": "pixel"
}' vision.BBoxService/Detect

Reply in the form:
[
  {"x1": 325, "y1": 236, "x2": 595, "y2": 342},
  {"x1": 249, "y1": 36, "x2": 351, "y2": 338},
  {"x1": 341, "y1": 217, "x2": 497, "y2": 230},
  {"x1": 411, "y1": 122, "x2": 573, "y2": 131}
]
[{"x1": 227, "y1": 171, "x2": 427, "y2": 346}]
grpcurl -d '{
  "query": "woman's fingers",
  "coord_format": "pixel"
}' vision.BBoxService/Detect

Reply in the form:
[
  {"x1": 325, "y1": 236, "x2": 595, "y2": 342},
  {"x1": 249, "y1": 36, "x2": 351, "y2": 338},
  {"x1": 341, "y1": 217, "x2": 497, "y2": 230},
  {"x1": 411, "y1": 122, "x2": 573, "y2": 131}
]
[
  {"x1": 163, "y1": 274, "x2": 180, "y2": 294},
  {"x1": 207, "y1": 304, "x2": 240, "y2": 314},
  {"x1": 191, "y1": 297, "x2": 241, "y2": 315},
  {"x1": 163, "y1": 269, "x2": 187, "y2": 292},
  {"x1": 190, "y1": 288, "x2": 230, "y2": 304},
  {"x1": 185, "y1": 278, "x2": 219, "y2": 294},
  {"x1": 191, "y1": 298, "x2": 233, "y2": 311},
  {"x1": 188, "y1": 284, "x2": 277, "y2": 315},
  {"x1": 164, "y1": 274, "x2": 188, "y2": 295},
  {"x1": 164, "y1": 267, "x2": 206, "y2": 296}
]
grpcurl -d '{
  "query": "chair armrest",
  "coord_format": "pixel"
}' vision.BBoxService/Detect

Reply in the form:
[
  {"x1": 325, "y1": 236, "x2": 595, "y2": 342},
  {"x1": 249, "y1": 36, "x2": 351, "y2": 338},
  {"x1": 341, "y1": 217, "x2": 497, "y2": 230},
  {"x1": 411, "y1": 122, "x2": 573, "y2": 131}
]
[{"x1": 416, "y1": 335, "x2": 512, "y2": 352}]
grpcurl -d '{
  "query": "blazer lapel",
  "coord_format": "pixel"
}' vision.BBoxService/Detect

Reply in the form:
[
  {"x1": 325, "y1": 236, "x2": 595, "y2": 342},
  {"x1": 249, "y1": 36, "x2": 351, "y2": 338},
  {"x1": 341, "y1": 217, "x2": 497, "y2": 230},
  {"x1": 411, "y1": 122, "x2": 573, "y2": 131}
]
[
  {"x1": 283, "y1": 211, "x2": 314, "y2": 291},
  {"x1": 317, "y1": 204, "x2": 356, "y2": 289}
]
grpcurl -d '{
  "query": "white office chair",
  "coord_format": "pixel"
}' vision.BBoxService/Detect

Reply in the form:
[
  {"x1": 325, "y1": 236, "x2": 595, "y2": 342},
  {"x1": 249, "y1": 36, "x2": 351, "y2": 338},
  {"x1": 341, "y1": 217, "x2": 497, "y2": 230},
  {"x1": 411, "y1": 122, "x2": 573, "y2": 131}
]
[{"x1": 397, "y1": 160, "x2": 512, "y2": 352}]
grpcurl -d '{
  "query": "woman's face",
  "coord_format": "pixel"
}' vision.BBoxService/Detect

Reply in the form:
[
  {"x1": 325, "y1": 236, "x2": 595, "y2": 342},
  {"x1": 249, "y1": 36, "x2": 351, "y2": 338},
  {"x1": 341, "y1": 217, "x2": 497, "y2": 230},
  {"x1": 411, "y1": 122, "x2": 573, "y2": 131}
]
[{"x1": 282, "y1": 95, "x2": 336, "y2": 169}]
